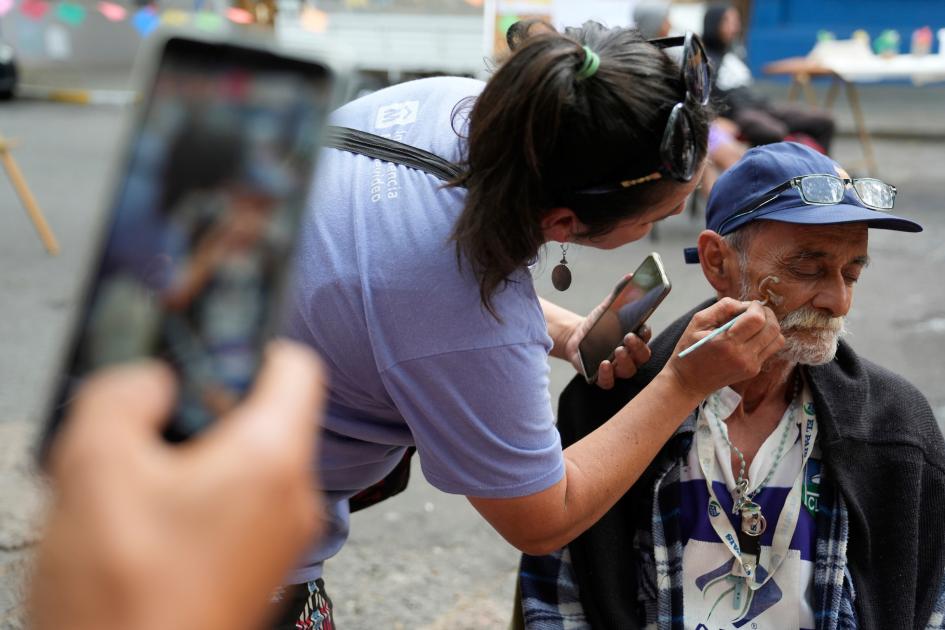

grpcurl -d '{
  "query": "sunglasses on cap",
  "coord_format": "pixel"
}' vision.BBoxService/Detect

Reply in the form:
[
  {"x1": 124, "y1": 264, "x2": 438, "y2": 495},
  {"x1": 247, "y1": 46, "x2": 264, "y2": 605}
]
[
  {"x1": 573, "y1": 31, "x2": 711, "y2": 196},
  {"x1": 717, "y1": 174, "x2": 898, "y2": 234}
]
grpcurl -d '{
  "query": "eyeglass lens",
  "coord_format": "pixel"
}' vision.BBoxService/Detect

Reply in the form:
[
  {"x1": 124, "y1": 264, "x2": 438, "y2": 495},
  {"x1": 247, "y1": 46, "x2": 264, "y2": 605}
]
[
  {"x1": 853, "y1": 178, "x2": 895, "y2": 209},
  {"x1": 799, "y1": 175, "x2": 845, "y2": 204}
]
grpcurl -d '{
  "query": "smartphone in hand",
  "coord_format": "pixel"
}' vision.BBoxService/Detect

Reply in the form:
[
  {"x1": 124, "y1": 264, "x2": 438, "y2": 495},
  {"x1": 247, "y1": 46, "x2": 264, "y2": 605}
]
[
  {"x1": 40, "y1": 34, "x2": 335, "y2": 457},
  {"x1": 578, "y1": 253, "x2": 671, "y2": 384}
]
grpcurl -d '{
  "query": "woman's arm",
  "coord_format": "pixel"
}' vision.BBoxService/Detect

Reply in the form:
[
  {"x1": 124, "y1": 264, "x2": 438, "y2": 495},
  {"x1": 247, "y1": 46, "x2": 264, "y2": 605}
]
[
  {"x1": 469, "y1": 299, "x2": 783, "y2": 555},
  {"x1": 539, "y1": 297, "x2": 582, "y2": 361}
]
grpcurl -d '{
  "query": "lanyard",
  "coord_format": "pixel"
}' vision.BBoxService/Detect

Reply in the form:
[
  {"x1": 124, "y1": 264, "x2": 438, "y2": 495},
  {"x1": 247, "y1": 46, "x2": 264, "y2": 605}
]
[{"x1": 695, "y1": 385, "x2": 817, "y2": 592}]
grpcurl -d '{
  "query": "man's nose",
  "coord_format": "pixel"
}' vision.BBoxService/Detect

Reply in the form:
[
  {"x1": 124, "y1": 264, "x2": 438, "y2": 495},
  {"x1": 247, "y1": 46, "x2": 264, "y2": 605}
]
[{"x1": 811, "y1": 272, "x2": 854, "y2": 318}]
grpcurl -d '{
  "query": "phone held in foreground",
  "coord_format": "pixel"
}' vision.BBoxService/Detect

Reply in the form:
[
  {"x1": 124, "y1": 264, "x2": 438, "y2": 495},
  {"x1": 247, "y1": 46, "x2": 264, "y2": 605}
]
[
  {"x1": 40, "y1": 34, "x2": 335, "y2": 459},
  {"x1": 578, "y1": 252, "x2": 672, "y2": 384}
]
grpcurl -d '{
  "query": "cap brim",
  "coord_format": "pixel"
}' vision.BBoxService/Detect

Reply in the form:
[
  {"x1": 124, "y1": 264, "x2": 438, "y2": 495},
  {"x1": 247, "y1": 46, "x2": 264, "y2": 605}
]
[
  {"x1": 684, "y1": 202, "x2": 923, "y2": 263},
  {"x1": 752, "y1": 202, "x2": 923, "y2": 233}
]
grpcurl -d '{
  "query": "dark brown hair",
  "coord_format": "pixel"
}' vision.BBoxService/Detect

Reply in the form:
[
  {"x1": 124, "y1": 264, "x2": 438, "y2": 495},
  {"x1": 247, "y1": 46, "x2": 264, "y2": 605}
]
[{"x1": 451, "y1": 20, "x2": 709, "y2": 315}]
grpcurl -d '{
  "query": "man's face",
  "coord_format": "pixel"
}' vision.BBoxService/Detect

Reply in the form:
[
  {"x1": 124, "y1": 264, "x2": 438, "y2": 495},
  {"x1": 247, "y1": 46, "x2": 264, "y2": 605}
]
[{"x1": 735, "y1": 221, "x2": 870, "y2": 365}]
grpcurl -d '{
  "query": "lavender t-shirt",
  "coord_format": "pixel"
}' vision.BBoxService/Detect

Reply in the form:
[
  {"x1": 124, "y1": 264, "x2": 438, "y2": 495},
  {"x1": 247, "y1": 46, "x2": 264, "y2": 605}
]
[{"x1": 284, "y1": 77, "x2": 565, "y2": 582}]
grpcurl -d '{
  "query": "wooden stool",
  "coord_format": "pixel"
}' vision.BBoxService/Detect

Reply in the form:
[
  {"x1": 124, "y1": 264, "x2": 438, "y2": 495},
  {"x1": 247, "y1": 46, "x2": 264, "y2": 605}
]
[{"x1": 0, "y1": 134, "x2": 60, "y2": 255}]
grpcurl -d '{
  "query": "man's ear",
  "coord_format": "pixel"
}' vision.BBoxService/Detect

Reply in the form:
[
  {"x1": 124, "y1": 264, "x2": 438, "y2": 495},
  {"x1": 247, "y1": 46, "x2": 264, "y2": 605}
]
[
  {"x1": 540, "y1": 207, "x2": 581, "y2": 243},
  {"x1": 698, "y1": 230, "x2": 740, "y2": 295}
]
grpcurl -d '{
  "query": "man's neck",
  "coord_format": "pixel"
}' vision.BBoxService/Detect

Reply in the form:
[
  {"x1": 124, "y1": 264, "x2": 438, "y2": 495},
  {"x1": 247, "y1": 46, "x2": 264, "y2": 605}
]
[{"x1": 721, "y1": 358, "x2": 798, "y2": 469}]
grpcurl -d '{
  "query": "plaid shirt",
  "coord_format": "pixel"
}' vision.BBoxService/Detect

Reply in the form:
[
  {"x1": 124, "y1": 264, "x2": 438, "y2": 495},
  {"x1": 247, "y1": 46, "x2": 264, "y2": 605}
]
[{"x1": 520, "y1": 416, "x2": 945, "y2": 630}]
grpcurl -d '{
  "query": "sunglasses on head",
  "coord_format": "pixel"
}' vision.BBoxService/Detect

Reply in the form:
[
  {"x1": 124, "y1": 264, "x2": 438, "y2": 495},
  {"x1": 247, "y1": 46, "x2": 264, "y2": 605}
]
[{"x1": 573, "y1": 31, "x2": 711, "y2": 196}]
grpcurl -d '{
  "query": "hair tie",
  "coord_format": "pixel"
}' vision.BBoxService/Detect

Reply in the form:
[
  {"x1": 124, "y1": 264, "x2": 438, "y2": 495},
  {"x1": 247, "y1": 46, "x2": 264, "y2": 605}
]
[{"x1": 575, "y1": 46, "x2": 601, "y2": 80}]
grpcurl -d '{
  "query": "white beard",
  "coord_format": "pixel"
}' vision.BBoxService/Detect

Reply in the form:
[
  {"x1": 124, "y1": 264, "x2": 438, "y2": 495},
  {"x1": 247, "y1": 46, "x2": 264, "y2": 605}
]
[
  {"x1": 777, "y1": 307, "x2": 846, "y2": 366},
  {"x1": 737, "y1": 273, "x2": 846, "y2": 366}
]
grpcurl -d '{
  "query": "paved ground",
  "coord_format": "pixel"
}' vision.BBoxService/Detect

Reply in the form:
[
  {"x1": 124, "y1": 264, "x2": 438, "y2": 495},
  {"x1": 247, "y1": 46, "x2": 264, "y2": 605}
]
[{"x1": 1, "y1": 84, "x2": 944, "y2": 628}]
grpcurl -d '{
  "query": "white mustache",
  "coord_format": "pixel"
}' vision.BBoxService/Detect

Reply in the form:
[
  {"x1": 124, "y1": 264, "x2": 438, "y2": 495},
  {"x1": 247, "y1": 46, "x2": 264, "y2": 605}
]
[{"x1": 780, "y1": 307, "x2": 845, "y2": 334}]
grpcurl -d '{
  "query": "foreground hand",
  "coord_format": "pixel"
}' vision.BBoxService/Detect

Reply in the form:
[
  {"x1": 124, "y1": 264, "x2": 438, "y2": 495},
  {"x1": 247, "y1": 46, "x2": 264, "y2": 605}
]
[
  {"x1": 665, "y1": 298, "x2": 784, "y2": 399},
  {"x1": 31, "y1": 341, "x2": 327, "y2": 630},
  {"x1": 563, "y1": 275, "x2": 653, "y2": 390}
]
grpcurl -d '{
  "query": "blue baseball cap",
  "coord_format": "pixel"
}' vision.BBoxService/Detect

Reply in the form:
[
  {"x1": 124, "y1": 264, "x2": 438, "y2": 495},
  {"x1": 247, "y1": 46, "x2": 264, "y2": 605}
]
[{"x1": 683, "y1": 142, "x2": 922, "y2": 263}]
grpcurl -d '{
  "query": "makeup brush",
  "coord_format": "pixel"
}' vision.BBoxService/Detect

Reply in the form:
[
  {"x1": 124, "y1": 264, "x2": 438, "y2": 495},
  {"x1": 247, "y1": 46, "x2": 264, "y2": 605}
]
[{"x1": 678, "y1": 276, "x2": 782, "y2": 358}]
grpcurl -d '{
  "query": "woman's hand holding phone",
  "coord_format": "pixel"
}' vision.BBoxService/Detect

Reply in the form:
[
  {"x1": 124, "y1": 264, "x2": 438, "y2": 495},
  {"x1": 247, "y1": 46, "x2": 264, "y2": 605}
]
[
  {"x1": 664, "y1": 298, "x2": 785, "y2": 399},
  {"x1": 562, "y1": 274, "x2": 653, "y2": 390}
]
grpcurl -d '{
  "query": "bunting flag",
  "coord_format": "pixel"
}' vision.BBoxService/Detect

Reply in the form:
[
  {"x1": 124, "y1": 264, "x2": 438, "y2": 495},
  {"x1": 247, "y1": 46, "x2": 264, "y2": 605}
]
[
  {"x1": 14, "y1": 18, "x2": 44, "y2": 54},
  {"x1": 300, "y1": 6, "x2": 328, "y2": 33},
  {"x1": 55, "y1": 1, "x2": 85, "y2": 25},
  {"x1": 19, "y1": 0, "x2": 50, "y2": 20},
  {"x1": 131, "y1": 5, "x2": 159, "y2": 35},
  {"x1": 160, "y1": 8, "x2": 190, "y2": 26},
  {"x1": 193, "y1": 10, "x2": 224, "y2": 31},
  {"x1": 96, "y1": 1, "x2": 126, "y2": 22},
  {"x1": 44, "y1": 22, "x2": 71, "y2": 58},
  {"x1": 225, "y1": 6, "x2": 252, "y2": 24},
  {"x1": 3, "y1": 0, "x2": 338, "y2": 40}
]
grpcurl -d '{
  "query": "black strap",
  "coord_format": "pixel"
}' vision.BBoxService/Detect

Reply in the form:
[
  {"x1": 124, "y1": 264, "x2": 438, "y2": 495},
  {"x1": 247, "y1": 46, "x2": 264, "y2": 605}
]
[{"x1": 323, "y1": 125, "x2": 464, "y2": 182}]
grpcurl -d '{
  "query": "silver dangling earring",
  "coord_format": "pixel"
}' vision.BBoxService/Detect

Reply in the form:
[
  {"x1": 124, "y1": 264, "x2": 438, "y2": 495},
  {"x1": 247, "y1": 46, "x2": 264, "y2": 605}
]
[{"x1": 552, "y1": 243, "x2": 572, "y2": 291}]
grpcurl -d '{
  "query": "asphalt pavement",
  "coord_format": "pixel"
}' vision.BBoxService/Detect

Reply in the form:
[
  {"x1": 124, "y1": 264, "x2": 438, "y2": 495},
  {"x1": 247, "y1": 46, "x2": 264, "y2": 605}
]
[{"x1": 1, "y1": 83, "x2": 944, "y2": 628}]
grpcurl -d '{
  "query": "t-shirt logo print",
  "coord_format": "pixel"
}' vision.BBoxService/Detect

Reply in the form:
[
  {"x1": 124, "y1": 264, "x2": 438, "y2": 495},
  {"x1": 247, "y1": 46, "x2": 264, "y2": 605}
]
[
  {"x1": 374, "y1": 101, "x2": 419, "y2": 129},
  {"x1": 695, "y1": 559, "x2": 783, "y2": 626}
]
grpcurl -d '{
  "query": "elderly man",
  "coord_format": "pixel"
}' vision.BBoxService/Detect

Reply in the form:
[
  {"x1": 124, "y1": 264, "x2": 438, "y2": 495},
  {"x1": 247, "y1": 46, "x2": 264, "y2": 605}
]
[{"x1": 519, "y1": 142, "x2": 945, "y2": 630}]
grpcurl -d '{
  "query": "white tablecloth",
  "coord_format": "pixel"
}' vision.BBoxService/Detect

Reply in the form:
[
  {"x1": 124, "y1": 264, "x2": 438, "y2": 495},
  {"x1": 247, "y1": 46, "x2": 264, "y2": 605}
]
[{"x1": 820, "y1": 54, "x2": 945, "y2": 85}]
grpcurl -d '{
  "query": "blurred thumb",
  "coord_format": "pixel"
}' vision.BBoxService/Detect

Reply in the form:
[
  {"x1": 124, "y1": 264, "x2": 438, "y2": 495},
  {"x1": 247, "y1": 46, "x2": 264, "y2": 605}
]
[{"x1": 59, "y1": 361, "x2": 177, "y2": 460}]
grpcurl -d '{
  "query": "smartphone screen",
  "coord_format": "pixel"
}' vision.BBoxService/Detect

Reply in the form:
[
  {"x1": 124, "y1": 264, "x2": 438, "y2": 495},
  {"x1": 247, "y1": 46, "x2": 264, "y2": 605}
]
[
  {"x1": 578, "y1": 253, "x2": 671, "y2": 383},
  {"x1": 41, "y1": 37, "x2": 333, "y2": 453}
]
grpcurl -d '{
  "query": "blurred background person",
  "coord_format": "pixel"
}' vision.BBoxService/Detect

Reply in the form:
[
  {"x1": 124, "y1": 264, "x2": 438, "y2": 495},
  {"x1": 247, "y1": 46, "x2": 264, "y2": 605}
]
[
  {"x1": 703, "y1": 2, "x2": 835, "y2": 153},
  {"x1": 633, "y1": 0, "x2": 747, "y2": 197}
]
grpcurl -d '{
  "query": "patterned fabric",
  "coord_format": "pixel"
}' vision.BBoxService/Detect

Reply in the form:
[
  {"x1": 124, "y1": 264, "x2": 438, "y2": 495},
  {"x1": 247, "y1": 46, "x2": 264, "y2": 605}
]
[
  {"x1": 269, "y1": 579, "x2": 334, "y2": 630},
  {"x1": 929, "y1": 580, "x2": 945, "y2": 630},
  {"x1": 812, "y1": 489, "x2": 856, "y2": 630},
  {"x1": 519, "y1": 420, "x2": 945, "y2": 630},
  {"x1": 520, "y1": 549, "x2": 589, "y2": 629},
  {"x1": 649, "y1": 452, "x2": 685, "y2": 629},
  {"x1": 295, "y1": 580, "x2": 334, "y2": 630}
]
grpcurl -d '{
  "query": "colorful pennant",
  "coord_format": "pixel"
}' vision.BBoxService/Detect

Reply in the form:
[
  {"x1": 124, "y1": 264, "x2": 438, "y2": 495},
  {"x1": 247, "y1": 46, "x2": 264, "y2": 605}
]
[
  {"x1": 55, "y1": 1, "x2": 85, "y2": 25},
  {"x1": 300, "y1": 6, "x2": 328, "y2": 33},
  {"x1": 97, "y1": 1, "x2": 126, "y2": 22},
  {"x1": 225, "y1": 6, "x2": 252, "y2": 24},
  {"x1": 44, "y1": 22, "x2": 72, "y2": 58},
  {"x1": 131, "y1": 5, "x2": 159, "y2": 36},
  {"x1": 160, "y1": 8, "x2": 190, "y2": 26},
  {"x1": 3, "y1": 0, "x2": 324, "y2": 42},
  {"x1": 19, "y1": 0, "x2": 50, "y2": 20},
  {"x1": 194, "y1": 10, "x2": 224, "y2": 31}
]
